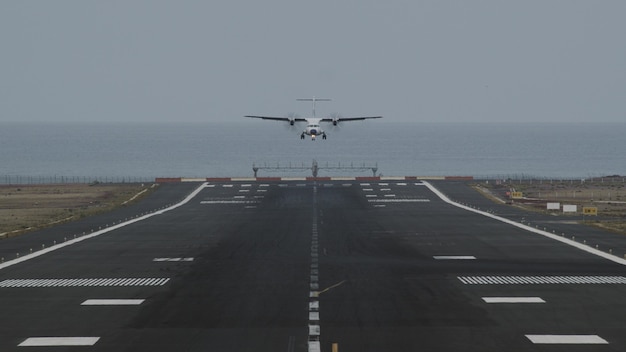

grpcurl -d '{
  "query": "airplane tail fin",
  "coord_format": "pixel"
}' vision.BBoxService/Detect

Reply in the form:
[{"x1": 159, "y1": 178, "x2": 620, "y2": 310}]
[{"x1": 296, "y1": 97, "x2": 331, "y2": 118}]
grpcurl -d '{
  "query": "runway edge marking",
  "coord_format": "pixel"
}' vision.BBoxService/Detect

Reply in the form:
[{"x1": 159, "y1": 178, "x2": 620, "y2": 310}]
[
  {"x1": 422, "y1": 181, "x2": 626, "y2": 266},
  {"x1": 0, "y1": 183, "x2": 209, "y2": 271}
]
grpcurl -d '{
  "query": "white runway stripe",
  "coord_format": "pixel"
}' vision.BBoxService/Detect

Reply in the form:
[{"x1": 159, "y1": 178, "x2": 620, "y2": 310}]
[
  {"x1": 200, "y1": 200, "x2": 259, "y2": 204},
  {"x1": 459, "y1": 275, "x2": 626, "y2": 285},
  {"x1": 526, "y1": 335, "x2": 608, "y2": 344},
  {"x1": 19, "y1": 337, "x2": 100, "y2": 346},
  {"x1": 367, "y1": 199, "x2": 430, "y2": 203},
  {"x1": 82, "y1": 299, "x2": 145, "y2": 305},
  {"x1": 0, "y1": 278, "x2": 170, "y2": 288},
  {"x1": 434, "y1": 255, "x2": 476, "y2": 260},
  {"x1": 153, "y1": 257, "x2": 194, "y2": 262},
  {"x1": 482, "y1": 297, "x2": 545, "y2": 303}
]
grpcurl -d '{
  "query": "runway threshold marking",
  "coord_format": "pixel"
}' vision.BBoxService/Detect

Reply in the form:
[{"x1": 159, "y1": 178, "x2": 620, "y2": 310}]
[
  {"x1": 0, "y1": 278, "x2": 170, "y2": 288},
  {"x1": 18, "y1": 337, "x2": 100, "y2": 347},
  {"x1": 526, "y1": 335, "x2": 608, "y2": 344},
  {"x1": 458, "y1": 275, "x2": 626, "y2": 285},
  {"x1": 422, "y1": 181, "x2": 626, "y2": 266},
  {"x1": 0, "y1": 183, "x2": 209, "y2": 272}
]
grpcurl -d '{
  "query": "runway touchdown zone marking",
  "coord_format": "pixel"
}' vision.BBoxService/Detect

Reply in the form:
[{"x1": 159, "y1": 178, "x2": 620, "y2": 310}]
[
  {"x1": 482, "y1": 297, "x2": 545, "y2": 303},
  {"x1": 153, "y1": 257, "x2": 194, "y2": 262},
  {"x1": 19, "y1": 337, "x2": 100, "y2": 347},
  {"x1": 526, "y1": 335, "x2": 608, "y2": 344},
  {"x1": 81, "y1": 299, "x2": 145, "y2": 306},
  {"x1": 434, "y1": 255, "x2": 476, "y2": 260}
]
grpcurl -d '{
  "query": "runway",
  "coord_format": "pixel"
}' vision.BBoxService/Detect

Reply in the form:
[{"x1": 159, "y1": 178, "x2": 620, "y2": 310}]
[{"x1": 1, "y1": 180, "x2": 626, "y2": 351}]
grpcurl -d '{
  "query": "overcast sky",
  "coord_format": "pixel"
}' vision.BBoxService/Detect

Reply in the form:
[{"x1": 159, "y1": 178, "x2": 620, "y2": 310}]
[{"x1": 1, "y1": 1, "x2": 625, "y2": 123}]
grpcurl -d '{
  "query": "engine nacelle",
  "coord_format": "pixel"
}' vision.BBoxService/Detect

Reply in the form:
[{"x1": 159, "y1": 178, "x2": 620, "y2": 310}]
[
  {"x1": 289, "y1": 119, "x2": 295, "y2": 126},
  {"x1": 332, "y1": 119, "x2": 339, "y2": 126}
]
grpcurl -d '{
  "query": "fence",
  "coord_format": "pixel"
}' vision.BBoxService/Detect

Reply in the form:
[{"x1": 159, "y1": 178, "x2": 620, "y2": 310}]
[{"x1": 0, "y1": 175, "x2": 156, "y2": 185}]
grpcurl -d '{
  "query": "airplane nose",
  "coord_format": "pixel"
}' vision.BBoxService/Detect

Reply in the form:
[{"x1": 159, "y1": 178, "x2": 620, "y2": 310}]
[{"x1": 310, "y1": 129, "x2": 317, "y2": 135}]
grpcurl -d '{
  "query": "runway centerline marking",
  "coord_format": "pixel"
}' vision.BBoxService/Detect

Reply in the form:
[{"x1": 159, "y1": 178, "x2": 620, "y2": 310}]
[{"x1": 309, "y1": 185, "x2": 321, "y2": 352}]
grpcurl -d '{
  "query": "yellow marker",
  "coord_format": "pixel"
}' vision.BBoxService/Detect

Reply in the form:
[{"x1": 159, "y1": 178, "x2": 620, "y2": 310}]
[
  {"x1": 583, "y1": 207, "x2": 598, "y2": 215},
  {"x1": 332, "y1": 343, "x2": 339, "y2": 352},
  {"x1": 511, "y1": 192, "x2": 523, "y2": 199}
]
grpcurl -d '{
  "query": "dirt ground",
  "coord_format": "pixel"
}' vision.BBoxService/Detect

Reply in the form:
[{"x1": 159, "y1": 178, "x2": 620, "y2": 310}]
[
  {"x1": 0, "y1": 183, "x2": 154, "y2": 238},
  {"x1": 477, "y1": 177, "x2": 626, "y2": 234}
]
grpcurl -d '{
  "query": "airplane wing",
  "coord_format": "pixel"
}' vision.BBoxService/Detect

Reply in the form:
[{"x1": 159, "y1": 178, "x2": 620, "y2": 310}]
[
  {"x1": 320, "y1": 116, "x2": 383, "y2": 122},
  {"x1": 245, "y1": 115, "x2": 307, "y2": 122}
]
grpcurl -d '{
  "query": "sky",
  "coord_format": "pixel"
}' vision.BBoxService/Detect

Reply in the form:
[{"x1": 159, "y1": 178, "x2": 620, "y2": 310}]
[{"x1": 1, "y1": 0, "x2": 625, "y2": 123}]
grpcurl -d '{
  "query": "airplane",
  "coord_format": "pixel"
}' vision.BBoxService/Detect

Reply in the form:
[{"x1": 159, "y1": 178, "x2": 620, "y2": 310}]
[{"x1": 245, "y1": 98, "x2": 382, "y2": 140}]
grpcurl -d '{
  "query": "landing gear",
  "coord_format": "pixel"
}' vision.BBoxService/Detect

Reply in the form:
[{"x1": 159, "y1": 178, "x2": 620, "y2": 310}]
[
  {"x1": 322, "y1": 133, "x2": 327, "y2": 140},
  {"x1": 300, "y1": 132, "x2": 305, "y2": 140}
]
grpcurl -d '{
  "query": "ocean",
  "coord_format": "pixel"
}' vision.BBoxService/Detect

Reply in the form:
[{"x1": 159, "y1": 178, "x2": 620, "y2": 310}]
[{"x1": 1, "y1": 121, "x2": 625, "y2": 183}]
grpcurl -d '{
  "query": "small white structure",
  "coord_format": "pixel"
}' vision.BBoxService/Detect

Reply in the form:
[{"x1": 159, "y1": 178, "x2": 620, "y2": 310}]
[
  {"x1": 547, "y1": 202, "x2": 561, "y2": 210},
  {"x1": 563, "y1": 204, "x2": 577, "y2": 213}
]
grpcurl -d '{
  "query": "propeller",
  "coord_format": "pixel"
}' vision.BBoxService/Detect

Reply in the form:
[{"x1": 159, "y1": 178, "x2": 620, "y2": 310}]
[
  {"x1": 284, "y1": 112, "x2": 300, "y2": 131},
  {"x1": 329, "y1": 112, "x2": 342, "y2": 130}
]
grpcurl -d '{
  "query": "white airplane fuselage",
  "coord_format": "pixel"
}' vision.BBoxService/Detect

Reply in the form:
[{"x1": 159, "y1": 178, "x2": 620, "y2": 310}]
[{"x1": 302, "y1": 118, "x2": 325, "y2": 140}]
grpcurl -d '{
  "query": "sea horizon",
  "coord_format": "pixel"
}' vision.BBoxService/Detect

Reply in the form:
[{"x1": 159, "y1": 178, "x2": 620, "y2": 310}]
[{"x1": 1, "y1": 121, "x2": 625, "y2": 183}]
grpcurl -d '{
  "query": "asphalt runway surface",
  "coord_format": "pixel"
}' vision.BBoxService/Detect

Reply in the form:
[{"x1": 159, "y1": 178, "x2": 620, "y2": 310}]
[{"x1": 2, "y1": 180, "x2": 626, "y2": 351}]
